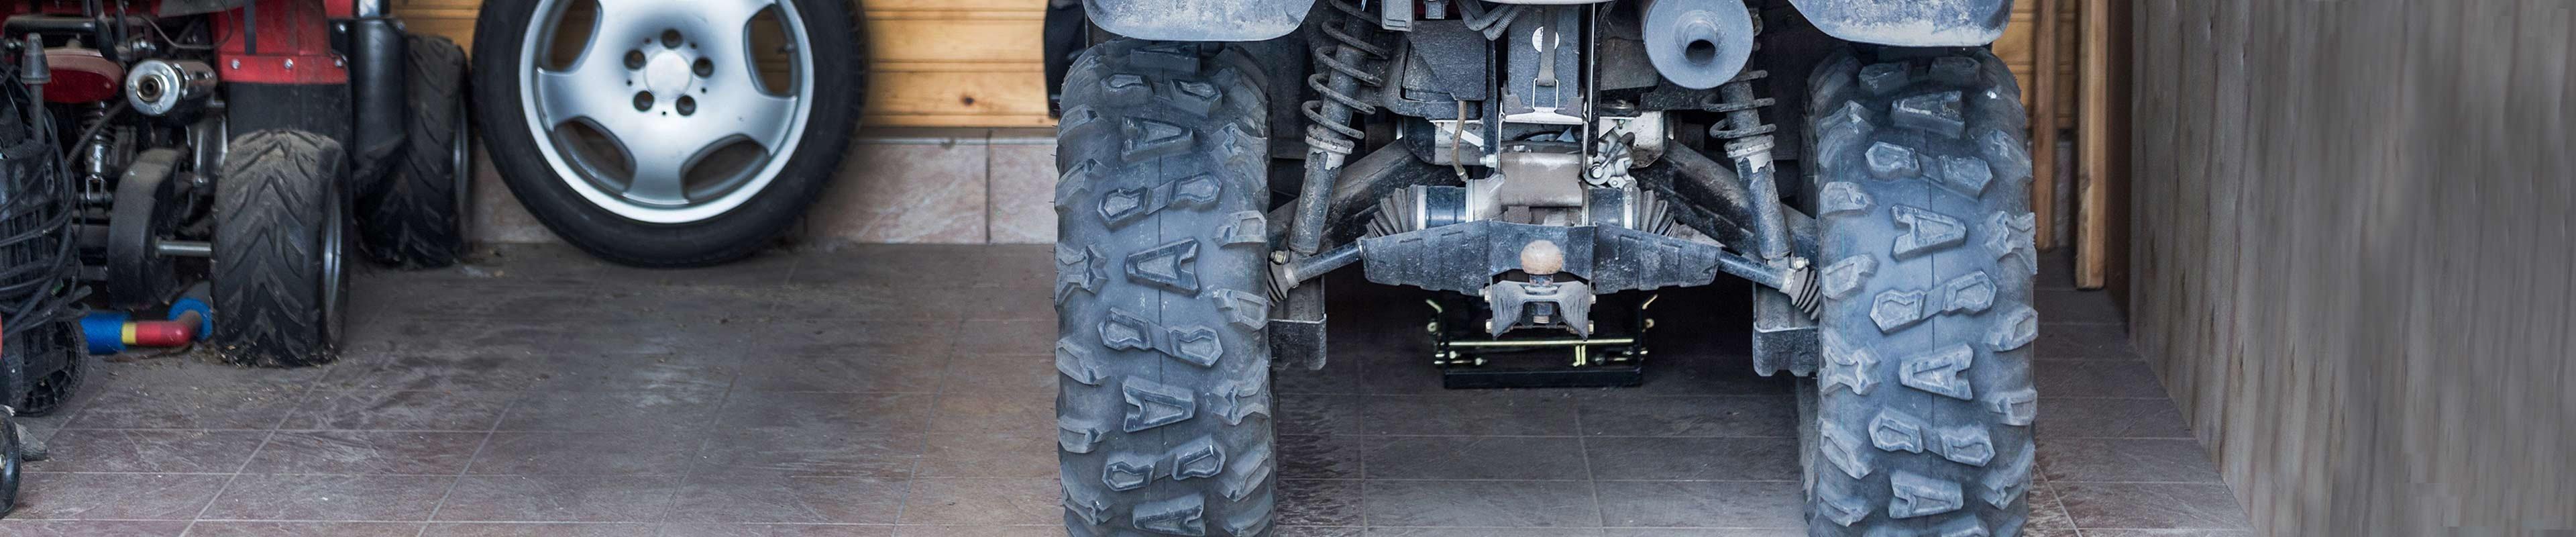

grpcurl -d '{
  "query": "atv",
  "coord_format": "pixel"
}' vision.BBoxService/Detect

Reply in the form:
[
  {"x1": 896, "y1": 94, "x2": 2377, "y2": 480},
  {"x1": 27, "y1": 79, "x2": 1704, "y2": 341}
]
[{"x1": 1044, "y1": 1, "x2": 2041, "y2": 535}]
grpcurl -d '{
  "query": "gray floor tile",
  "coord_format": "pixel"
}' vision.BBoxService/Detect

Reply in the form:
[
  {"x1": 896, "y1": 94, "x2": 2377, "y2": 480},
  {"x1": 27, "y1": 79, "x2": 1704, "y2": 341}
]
[
  {"x1": 691, "y1": 428, "x2": 924, "y2": 479},
  {"x1": 2035, "y1": 322, "x2": 2142, "y2": 360},
  {"x1": 1361, "y1": 436, "x2": 1590, "y2": 481},
  {"x1": 469, "y1": 432, "x2": 698, "y2": 476},
  {"x1": 938, "y1": 356, "x2": 1054, "y2": 394},
  {"x1": 2037, "y1": 397, "x2": 2196, "y2": 439},
  {"x1": 1593, "y1": 480, "x2": 1803, "y2": 528},
  {"x1": 671, "y1": 524, "x2": 902, "y2": 536},
  {"x1": 728, "y1": 320, "x2": 958, "y2": 357},
  {"x1": 91, "y1": 356, "x2": 325, "y2": 392},
  {"x1": 184, "y1": 522, "x2": 425, "y2": 536},
  {"x1": 711, "y1": 392, "x2": 931, "y2": 435},
  {"x1": 1576, "y1": 395, "x2": 1797, "y2": 438},
  {"x1": 38, "y1": 430, "x2": 267, "y2": 473},
  {"x1": 735, "y1": 354, "x2": 947, "y2": 393},
  {"x1": 959, "y1": 286, "x2": 1057, "y2": 322},
  {"x1": 433, "y1": 475, "x2": 684, "y2": 522},
  {"x1": 2037, "y1": 290, "x2": 2125, "y2": 324},
  {"x1": 2039, "y1": 438, "x2": 2226, "y2": 483},
  {"x1": 0, "y1": 520, "x2": 187, "y2": 536},
  {"x1": 2054, "y1": 482, "x2": 2253, "y2": 530},
  {"x1": 1277, "y1": 434, "x2": 1364, "y2": 480},
  {"x1": 663, "y1": 475, "x2": 907, "y2": 524},
  {"x1": 1369, "y1": 529, "x2": 1607, "y2": 537},
  {"x1": 423, "y1": 522, "x2": 659, "y2": 536},
  {"x1": 1277, "y1": 479, "x2": 1364, "y2": 527},
  {"x1": 2025, "y1": 479, "x2": 2081, "y2": 537},
  {"x1": 199, "y1": 474, "x2": 451, "y2": 522},
  {"x1": 66, "y1": 386, "x2": 303, "y2": 430},
  {"x1": 2038, "y1": 360, "x2": 2174, "y2": 399},
  {"x1": 7, "y1": 473, "x2": 230, "y2": 520},
  {"x1": 923, "y1": 390, "x2": 1052, "y2": 436},
  {"x1": 354, "y1": 283, "x2": 786, "y2": 322},
  {"x1": 1273, "y1": 527, "x2": 1364, "y2": 537},
  {"x1": 2076, "y1": 530, "x2": 2257, "y2": 537},
  {"x1": 528, "y1": 354, "x2": 743, "y2": 393},
  {"x1": 286, "y1": 390, "x2": 514, "y2": 431},
  {"x1": 340, "y1": 318, "x2": 564, "y2": 356},
  {"x1": 914, "y1": 432, "x2": 1055, "y2": 479},
  {"x1": 896, "y1": 477, "x2": 1058, "y2": 526},
  {"x1": 1600, "y1": 529, "x2": 1803, "y2": 537},
  {"x1": 315, "y1": 354, "x2": 547, "y2": 392},
  {"x1": 1275, "y1": 395, "x2": 1368, "y2": 437},
  {"x1": 246, "y1": 431, "x2": 487, "y2": 475},
  {"x1": 951, "y1": 320, "x2": 1054, "y2": 356},
  {"x1": 500, "y1": 389, "x2": 727, "y2": 433},
  {"x1": 1583, "y1": 437, "x2": 1800, "y2": 481},
  {"x1": 434, "y1": 244, "x2": 802, "y2": 288},
  {"x1": 1362, "y1": 480, "x2": 1601, "y2": 528},
  {"x1": 1358, "y1": 394, "x2": 1584, "y2": 436},
  {"x1": 890, "y1": 524, "x2": 1053, "y2": 537},
  {"x1": 760, "y1": 284, "x2": 981, "y2": 322}
]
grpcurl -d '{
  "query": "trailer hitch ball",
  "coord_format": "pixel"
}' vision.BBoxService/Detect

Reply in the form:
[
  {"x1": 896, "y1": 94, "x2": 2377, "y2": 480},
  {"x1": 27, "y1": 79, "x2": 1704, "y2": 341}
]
[{"x1": 1519, "y1": 240, "x2": 1564, "y2": 276}]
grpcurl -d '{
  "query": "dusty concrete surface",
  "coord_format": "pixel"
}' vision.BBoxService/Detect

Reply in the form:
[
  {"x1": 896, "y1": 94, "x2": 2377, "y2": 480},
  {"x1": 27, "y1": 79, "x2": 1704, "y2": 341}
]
[
  {"x1": 0, "y1": 246, "x2": 2237, "y2": 536},
  {"x1": 2127, "y1": 1, "x2": 2573, "y2": 535}
]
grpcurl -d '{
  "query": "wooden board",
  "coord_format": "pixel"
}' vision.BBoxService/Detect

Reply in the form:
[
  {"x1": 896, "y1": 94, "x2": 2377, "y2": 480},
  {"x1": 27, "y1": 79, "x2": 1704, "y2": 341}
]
[
  {"x1": 2073, "y1": 0, "x2": 2119, "y2": 289},
  {"x1": 389, "y1": 0, "x2": 1051, "y2": 128},
  {"x1": 2026, "y1": 0, "x2": 2062, "y2": 251}
]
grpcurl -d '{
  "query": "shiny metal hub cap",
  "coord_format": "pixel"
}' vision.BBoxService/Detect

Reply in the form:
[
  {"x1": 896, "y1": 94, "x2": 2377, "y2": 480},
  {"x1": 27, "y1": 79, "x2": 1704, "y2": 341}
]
[{"x1": 517, "y1": 0, "x2": 813, "y2": 223}]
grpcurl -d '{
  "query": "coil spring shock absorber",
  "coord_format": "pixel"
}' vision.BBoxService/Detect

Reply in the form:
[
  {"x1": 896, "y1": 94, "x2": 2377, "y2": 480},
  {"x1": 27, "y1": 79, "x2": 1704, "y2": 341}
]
[
  {"x1": 1704, "y1": 15, "x2": 1818, "y2": 314},
  {"x1": 1286, "y1": 0, "x2": 1389, "y2": 255}
]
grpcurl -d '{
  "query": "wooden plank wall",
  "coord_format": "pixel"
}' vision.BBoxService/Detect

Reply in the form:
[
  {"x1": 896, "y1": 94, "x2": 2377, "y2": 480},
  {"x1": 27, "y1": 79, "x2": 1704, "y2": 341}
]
[
  {"x1": 2129, "y1": 1, "x2": 2574, "y2": 534},
  {"x1": 388, "y1": 0, "x2": 1052, "y2": 128},
  {"x1": 392, "y1": 1, "x2": 2067, "y2": 130}
]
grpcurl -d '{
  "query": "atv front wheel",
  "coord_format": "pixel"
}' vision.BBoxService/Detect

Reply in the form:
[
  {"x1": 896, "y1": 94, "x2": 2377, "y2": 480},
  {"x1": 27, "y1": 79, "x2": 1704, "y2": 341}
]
[
  {"x1": 213, "y1": 130, "x2": 350, "y2": 367},
  {"x1": 1054, "y1": 40, "x2": 1279, "y2": 537},
  {"x1": 1800, "y1": 46, "x2": 2041, "y2": 536}
]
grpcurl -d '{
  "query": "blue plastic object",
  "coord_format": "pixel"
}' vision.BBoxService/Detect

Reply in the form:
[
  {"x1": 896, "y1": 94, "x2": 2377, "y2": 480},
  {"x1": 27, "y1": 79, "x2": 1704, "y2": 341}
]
[{"x1": 79, "y1": 312, "x2": 130, "y2": 355}]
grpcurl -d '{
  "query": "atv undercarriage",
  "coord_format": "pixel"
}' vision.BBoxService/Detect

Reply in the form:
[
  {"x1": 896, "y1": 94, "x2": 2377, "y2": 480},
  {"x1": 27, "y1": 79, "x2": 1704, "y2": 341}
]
[{"x1": 1050, "y1": 1, "x2": 2039, "y2": 535}]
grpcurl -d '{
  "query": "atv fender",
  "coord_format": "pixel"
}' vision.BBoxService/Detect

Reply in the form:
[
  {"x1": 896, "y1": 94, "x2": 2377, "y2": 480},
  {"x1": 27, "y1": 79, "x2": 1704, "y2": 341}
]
[
  {"x1": 1083, "y1": 0, "x2": 1313, "y2": 42},
  {"x1": 1787, "y1": 0, "x2": 2011, "y2": 47}
]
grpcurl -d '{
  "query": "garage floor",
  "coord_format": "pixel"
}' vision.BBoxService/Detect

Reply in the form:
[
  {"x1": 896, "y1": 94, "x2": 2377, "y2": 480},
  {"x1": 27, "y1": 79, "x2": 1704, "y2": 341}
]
[{"x1": 0, "y1": 244, "x2": 2251, "y2": 536}]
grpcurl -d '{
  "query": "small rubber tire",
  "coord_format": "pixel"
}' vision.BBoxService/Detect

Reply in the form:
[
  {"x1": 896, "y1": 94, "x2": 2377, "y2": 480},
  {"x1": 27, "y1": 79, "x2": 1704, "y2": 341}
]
[
  {"x1": 1799, "y1": 46, "x2": 2041, "y2": 536},
  {"x1": 0, "y1": 417, "x2": 19, "y2": 517},
  {"x1": 212, "y1": 130, "x2": 349, "y2": 368},
  {"x1": 358, "y1": 34, "x2": 470, "y2": 269},
  {"x1": 1054, "y1": 39, "x2": 1279, "y2": 537},
  {"x1": 470, "y1": 0, "x2": 867, "y2": 267}
]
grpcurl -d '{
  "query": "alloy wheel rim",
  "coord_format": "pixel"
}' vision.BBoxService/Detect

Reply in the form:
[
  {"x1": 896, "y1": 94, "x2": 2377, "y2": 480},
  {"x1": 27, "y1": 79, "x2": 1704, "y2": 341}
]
[{"x1": 515, "y1": 0, "x2": 816, "y2": 224}]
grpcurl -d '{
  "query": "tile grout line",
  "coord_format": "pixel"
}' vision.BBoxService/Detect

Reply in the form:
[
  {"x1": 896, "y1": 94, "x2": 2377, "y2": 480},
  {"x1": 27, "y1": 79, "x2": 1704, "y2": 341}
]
[
  {"x1": 637, "y1": 315, "x2": 759, "y2": 534},
  {"x1": 411, "y1": 380, "x2": 515, "y2": 536},
  {"x1": 889, "y1": 315, "x2": 968, "y2": 526},
  {"x1": 1574, "y1": 393, "x2": 1607, "y2": 530},
  {"x1": 180, "y1": 367, "x2": 332, "y2": 534}
]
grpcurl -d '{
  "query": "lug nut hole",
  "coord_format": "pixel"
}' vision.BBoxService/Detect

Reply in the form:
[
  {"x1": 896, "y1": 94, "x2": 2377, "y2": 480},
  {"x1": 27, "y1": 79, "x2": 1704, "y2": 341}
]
[
  {"x1": 660, "y1": 30, "x2": 684, "y2": 48},
  {"x1": 693, "y1": 58, "x2": 714, "y2": 77},
  {"x1": 676, "y1": 96, "x2": 697, "y2": 116},
  {"x1": 625, "y1": 50, "x2": 647, "y2": 69},
  {"x1": 633, "y1": 92, "x2": 655, "y2": 111}
]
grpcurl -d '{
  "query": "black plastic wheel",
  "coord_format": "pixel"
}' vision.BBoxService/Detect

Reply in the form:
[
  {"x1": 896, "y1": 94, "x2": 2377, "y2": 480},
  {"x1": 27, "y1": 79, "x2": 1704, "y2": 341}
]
[
  {"x1": 1799, "y1": 46, "x2": 2041, "y2": 536},
  {"x1": 470, "y1": 0, "x2": 867, "y2": 267},
  {"x1": 212, "y1": 130, "x2": 348, "y2": 367},
  {"x1": 0, "y1": 417, "x2": 19, "y2": 517},
  {"x1": 358, "y1": 34, "x2": 470, "y2": 269},
  {"x1": 1055, "y1": 40, "x2": 1279, "y2": 537}
]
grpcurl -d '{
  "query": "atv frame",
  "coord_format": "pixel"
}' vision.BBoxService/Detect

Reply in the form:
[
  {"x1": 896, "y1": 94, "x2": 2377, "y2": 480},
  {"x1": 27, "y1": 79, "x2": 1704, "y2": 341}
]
[{"x1": 1047, "y1": 1, "x2": 2039, "y2": 536}]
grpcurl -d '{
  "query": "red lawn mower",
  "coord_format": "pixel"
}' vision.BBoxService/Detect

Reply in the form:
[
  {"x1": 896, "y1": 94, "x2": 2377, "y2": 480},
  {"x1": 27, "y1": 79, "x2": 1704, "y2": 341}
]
[{"x1": 0, "y1": 0, "x2": 468, "y2": 373}]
